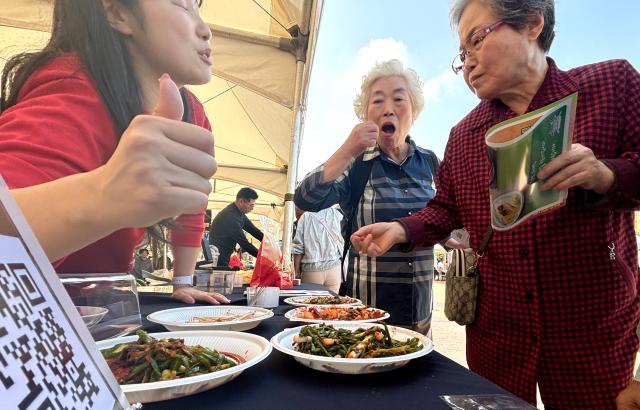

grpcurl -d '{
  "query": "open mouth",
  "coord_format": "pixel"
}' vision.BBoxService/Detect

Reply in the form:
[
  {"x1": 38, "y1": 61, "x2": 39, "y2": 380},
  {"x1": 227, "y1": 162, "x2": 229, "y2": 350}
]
[{"x1": 381, "y1": 122, "x2": 396, "y2": 135}]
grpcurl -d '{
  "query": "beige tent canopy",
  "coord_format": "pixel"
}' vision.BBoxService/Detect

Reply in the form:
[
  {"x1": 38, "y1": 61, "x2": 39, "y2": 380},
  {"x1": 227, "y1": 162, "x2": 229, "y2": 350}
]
[{"x1": 0, "y1": 0, "x2": 323, "y2": 252}]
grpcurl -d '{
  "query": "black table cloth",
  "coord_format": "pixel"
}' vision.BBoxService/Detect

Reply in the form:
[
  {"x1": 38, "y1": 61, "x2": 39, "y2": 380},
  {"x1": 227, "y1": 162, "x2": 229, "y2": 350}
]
[{"x1": 137, "y1": 285, "x2": 514, "y2": 410}]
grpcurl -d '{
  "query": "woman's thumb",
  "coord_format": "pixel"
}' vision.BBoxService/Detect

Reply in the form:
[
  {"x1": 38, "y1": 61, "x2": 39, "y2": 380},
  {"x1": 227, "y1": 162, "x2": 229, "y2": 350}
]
[{"x1": 153, "y1": 73, "x2": 184, "y2": 120}]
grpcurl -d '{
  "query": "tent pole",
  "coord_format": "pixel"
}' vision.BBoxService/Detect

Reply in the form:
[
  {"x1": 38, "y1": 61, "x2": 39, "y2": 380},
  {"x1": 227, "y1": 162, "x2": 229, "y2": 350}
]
[
  {"x1": 281, "y1": 60, "x2": 304, "y2": 262},
  {"x1": 281, "y1": 0, "x2": 314, "y2": 263}
]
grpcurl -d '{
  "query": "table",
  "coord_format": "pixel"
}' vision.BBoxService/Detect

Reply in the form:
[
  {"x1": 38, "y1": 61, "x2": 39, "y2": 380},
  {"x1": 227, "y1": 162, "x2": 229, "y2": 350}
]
[{"x1": 138, "y1": 285, "x2": 515, "y2": 410}]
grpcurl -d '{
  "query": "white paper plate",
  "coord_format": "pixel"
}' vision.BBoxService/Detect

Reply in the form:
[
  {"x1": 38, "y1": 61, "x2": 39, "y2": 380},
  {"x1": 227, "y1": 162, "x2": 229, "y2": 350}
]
[
  {"x1": 278, "y1": 290, "x2": 333, "y2": 297},
  {"x1": 284, "y1": 306, "x2": 390, "y2": 324},
  {"x1": 96, "y1": 330, "x2": 271, "y2": 403},
  {"x1": 271, "y1": 323, "x2": 433, "y2": 374},
  {"x1": 76, "y1": 306, "x2": 109, "y2": 329},
  {"x1": 147, "y1": 306, "x2": 274, "y2": 332},
  {"x1": 283, "y1": 295, "x2": 362, "y2": 307}
]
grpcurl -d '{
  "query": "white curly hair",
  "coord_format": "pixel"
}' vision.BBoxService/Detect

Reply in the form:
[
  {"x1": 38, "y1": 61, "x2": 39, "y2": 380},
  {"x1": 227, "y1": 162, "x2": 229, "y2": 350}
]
[{"x1": 353, "y1": 59, "x2": 425, "y2": 121}]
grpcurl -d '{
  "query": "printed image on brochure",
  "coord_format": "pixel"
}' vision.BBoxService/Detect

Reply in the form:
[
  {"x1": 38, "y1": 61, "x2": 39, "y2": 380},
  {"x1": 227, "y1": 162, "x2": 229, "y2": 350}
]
[{"x1": 486, "y1": 92, "x2": 578, "y2": 231}]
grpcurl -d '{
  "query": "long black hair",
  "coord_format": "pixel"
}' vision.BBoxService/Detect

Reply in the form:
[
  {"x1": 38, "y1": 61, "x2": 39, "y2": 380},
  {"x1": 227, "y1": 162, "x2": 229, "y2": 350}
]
[
  {"x1": 1, "y1": 0, "x2": 204, "y2": 240},
  {"x1": 1, "y1": 0, "x2": 148, "y2": 136}
]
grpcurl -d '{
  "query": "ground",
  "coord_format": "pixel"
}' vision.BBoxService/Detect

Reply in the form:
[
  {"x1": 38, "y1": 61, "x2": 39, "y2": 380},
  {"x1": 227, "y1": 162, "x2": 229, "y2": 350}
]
[{"x1": 432, "y1": 280, "x2": 467, "y2": 367}]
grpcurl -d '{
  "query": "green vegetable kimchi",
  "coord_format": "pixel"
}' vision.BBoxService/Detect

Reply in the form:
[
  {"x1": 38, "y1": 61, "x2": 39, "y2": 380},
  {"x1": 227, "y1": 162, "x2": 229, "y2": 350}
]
[
  {"x1": 101, "y1": 330, "x2": 236, "y2": 384},
  {"x1": 293, "y1": 324, "x2": 423, "y2": 358}
]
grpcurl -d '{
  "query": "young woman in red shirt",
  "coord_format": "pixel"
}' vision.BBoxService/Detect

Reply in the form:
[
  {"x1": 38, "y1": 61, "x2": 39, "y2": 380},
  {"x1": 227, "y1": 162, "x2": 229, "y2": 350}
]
[{"x1": 0, "y1": 0, "x2": 228, "y2": 305}]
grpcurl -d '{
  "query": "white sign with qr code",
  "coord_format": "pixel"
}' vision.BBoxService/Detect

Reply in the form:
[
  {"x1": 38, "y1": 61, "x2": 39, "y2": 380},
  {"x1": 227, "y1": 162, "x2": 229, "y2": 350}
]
[{"x1": 0, "y1": 178, "x2": 130, "y2": 409}]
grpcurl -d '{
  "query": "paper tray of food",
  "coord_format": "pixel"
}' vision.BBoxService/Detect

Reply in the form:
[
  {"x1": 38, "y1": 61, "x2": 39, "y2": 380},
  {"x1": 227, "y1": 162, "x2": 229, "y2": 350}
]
[
  {"x1": 278, "y1": 290, "x2": 333, "y2": 297},
  {"x1": 242, "y1": 289, "x2": 333, "y2": 297}
]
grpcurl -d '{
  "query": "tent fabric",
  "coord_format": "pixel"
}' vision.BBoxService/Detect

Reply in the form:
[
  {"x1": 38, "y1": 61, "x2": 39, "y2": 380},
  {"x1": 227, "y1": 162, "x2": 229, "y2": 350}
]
[{"x1": 0, "y1": 0, "x2": 323, "y2": 230}]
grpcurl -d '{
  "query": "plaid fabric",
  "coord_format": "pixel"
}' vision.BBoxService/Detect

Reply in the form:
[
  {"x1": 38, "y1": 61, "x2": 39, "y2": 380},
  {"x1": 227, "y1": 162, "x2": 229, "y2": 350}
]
[
  {"x1": 296, "y1": 137, "x2": 439, "y2": 326},
  {"x1": 399, "y1": 58, "x2": 640, "y2": 408}
]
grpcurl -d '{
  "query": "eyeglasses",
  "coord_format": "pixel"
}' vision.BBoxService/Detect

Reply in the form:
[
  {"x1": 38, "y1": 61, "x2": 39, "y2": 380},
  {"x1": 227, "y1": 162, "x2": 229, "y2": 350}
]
[{"x1": 451, "y1": 20, "x2": 504, "y2": 74}]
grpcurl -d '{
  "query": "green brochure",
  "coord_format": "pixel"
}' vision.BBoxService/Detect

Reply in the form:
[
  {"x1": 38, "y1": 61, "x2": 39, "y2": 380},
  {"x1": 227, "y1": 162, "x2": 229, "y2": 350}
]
[{"x1": 486, "y1": 92, "x2": 578, "y2": 231}]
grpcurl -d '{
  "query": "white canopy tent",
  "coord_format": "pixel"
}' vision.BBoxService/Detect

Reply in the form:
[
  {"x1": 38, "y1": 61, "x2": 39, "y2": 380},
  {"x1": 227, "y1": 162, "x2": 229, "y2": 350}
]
[{"x1": 0, "y1": 0, "x2": 324, "y2": 253}]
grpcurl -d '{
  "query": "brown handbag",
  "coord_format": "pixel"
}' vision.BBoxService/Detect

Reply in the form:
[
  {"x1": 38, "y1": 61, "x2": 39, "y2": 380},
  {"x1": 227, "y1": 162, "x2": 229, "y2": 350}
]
[{"x1": 444, "y1": 228, "x2": 492, "y2": 326}]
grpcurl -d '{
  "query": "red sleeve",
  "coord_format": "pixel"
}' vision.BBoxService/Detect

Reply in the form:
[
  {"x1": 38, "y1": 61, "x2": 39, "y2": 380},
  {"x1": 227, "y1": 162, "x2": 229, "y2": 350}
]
[
  {"x1": 170, "y1": 213, "x2": 205, "y2": 247},
  {"x1": 168, "y1": 90, "x2": 212, "y2": 247},
  {"x1": 591, "y1": 60, "x2": 640, "y2": 209},
  {"x1": 0, "y1": 63, "x2": 116, "y2": 189}
]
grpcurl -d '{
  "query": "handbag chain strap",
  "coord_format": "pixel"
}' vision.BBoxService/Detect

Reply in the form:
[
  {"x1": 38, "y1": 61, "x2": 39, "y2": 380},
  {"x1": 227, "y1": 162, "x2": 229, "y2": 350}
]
[
  {"x1": 468, "y1": 226, "x2": 493, "y2": 273},
  {"x1": 475, "y1": 226, "x2": 494, "y2": 259},
  {"x1": 451, "y1": 226, "x2": 493, "y2": 276}
]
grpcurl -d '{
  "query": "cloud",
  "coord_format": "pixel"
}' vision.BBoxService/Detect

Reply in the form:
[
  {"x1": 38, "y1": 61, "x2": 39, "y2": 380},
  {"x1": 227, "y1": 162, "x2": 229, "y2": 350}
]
[
  {"x1": 335, "y1": 38, "x2": 460, "y2": 110},
  {"x1": 335, "y1": 38, "x2": 409, "y2": 98},
  {"x1": 423, "y1": 68, "x2": 460, "y2": 102},
  {"x1": 297, "y1": 38, "x2": 463, "y2": 176}
]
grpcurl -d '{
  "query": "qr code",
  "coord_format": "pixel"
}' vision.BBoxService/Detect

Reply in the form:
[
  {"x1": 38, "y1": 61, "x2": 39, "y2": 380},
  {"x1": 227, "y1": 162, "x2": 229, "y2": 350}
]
[{"x1": 0, "y1": 263, "x2": 102, "y2": 409}]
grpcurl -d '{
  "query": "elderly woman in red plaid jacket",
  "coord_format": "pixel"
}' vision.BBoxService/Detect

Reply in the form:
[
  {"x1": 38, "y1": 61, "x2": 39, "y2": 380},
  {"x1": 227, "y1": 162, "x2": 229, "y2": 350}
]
[{"x1": 351, "y1": 0, "x2": 640, "y2": 408}]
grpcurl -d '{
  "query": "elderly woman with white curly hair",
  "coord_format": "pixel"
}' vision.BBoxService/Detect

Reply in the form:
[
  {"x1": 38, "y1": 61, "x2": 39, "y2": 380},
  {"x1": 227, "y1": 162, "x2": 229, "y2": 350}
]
[{"x1": 294, "y1": 59, "x2": 440, "y2": 335}]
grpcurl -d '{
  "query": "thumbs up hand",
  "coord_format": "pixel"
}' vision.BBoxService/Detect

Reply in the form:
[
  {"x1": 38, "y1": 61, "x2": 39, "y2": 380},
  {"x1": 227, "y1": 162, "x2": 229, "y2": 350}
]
[
  {"x1": 153, "y1": 73, "x2": 184, "y2": 121},
  {"x1": 95, "y1": 73, "x2": 216, "y2": 229}
]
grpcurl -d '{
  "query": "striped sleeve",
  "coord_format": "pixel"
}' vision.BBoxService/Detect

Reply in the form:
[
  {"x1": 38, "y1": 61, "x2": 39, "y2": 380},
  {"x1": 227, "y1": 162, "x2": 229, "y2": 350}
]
[
  {"x1": 294, "y1": 164, "x2": 352, "y2": 212},
  {"x1": 398, "y1": 132, "x2": 463, "y2": 251}
]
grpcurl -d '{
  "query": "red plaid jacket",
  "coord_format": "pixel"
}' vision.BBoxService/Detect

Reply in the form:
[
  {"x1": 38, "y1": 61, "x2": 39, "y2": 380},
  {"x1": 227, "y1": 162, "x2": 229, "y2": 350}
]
[{"x1": 400, "y1": 58, "x2": 640, "y2": 408}]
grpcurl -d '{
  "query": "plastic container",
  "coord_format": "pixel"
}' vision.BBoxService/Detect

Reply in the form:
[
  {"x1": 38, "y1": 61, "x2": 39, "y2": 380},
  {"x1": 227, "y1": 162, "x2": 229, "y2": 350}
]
[
  {"x1": 194, "y1": 270, "x2": 211, "y2": 288},
  {"x1": 246, "y1": 286, "x2": 279, "y2": 308},
  {"x1": 194, "y1": 268, "x2": 236, "y2": 295},
  {"x1": 209, "y1": 245, "x2": 219, "y2": 267},
  {"x1": 233, "y1": 271, "x2": 245, "y2": 289},
  {"x1": 59, "y1": 273, "x2": 142, "y2": 341},
  {"x1": 210, "y1": 270, "x2": 235, "y2": 295}
]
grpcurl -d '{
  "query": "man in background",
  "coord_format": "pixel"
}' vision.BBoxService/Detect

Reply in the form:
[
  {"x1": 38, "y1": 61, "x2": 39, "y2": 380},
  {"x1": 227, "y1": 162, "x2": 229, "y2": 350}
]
[{"x1": 208, "y1": 187, "x2": 263, "y2": 267}]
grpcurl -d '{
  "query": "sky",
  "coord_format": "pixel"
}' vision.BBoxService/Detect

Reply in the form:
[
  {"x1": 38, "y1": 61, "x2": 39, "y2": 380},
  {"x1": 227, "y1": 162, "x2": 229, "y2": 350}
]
[{"x1": 297, "y1": 0, "x2": 640, "y2": 177}]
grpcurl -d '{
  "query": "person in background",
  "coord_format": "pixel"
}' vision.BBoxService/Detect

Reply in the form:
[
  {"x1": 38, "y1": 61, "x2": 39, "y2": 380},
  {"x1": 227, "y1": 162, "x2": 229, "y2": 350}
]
[
  {"x1": 130, "y1": 248, "x2": 153, "y2": 279},
  {"x1": 350, "y1": 0, "x2": 640, "y2": 407},
  {"x1": 435, "y1": 259, "x2": 445, "y2": 281},
  {"x1": 0, "y1": 0, "x2": 227, "y2": 305},
  {"x1": 294, "y1": 59, "x2": 440, "y2": 335},
  {"x1": 292, "y1": 206, "x2": 343, "y2": 293},
  {"x1": 209, "y1": 187, "x2": 264, "y2": 266}
]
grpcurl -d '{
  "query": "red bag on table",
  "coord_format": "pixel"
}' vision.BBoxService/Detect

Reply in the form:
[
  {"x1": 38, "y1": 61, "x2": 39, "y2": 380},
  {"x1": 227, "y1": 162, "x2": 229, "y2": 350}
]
[{"x1": 249, "y1": 240, "x2": 293, "y2": 289}]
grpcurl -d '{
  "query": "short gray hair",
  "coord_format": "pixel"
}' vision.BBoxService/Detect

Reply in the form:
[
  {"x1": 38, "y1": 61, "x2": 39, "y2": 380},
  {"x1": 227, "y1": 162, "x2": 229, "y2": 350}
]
[
  {"x1": 450, "y1": 0, "x2": 555, "y2": 53},
  {"x1": 353, "y1": 59, "x2": 425, "y2": 121}
]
